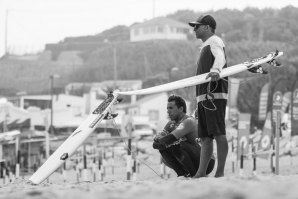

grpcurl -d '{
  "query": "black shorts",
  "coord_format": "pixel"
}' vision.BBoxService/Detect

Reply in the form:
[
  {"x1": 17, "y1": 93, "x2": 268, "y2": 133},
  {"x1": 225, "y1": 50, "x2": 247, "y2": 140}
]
[
  {"x1": 161, "y1": 142, "x2": 215, "y2": 176},
  {"x1": 197, "y1": 99, "x2": 227, "y2": 138}
]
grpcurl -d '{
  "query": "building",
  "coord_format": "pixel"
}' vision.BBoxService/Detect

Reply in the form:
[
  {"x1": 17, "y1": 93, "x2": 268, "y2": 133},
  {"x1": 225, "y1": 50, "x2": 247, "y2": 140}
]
[
  {"x1": 118, "y1": 92, "x2": 191, "y2": 132},
  {"x1": 0, "y1": 100, "x2": 30, "y2": 132},
  {"x1": 125, "y1": 93, "x2": 168, "y2": 122},
  {"x1": 130, "y1": 17, "x2": 189, "y2": 42}
]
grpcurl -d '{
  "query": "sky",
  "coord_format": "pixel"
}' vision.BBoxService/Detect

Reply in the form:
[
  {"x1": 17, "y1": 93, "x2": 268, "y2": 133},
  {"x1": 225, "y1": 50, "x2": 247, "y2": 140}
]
[{"x1": 0, "y1": 0, "x2": 297, "y2": 56}]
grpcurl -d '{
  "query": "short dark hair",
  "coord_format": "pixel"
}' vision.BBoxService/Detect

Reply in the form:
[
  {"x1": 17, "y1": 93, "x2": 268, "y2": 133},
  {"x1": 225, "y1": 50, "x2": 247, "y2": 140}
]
[{"x1": 168, "y1": 95, "x2": 187, "y2": 113}]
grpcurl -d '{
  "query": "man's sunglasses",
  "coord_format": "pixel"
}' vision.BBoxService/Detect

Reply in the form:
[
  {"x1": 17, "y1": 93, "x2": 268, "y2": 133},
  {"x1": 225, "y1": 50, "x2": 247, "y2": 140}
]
[{"x1": 194, "y1": 24, "x2": 205, "y2": 30}]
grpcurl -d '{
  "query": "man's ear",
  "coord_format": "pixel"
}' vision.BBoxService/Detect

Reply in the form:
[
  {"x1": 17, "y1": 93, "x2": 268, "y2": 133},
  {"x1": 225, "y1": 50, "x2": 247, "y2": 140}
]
[{"x1": 179, "y1": 106, "x2": 184, "y2": 112}]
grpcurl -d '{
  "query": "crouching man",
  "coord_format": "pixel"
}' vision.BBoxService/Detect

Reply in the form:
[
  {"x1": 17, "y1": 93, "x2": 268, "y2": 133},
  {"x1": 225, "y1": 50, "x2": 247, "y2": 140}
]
[{"x1": 153, "y1": 95, "x2": 215, "y2": 177}]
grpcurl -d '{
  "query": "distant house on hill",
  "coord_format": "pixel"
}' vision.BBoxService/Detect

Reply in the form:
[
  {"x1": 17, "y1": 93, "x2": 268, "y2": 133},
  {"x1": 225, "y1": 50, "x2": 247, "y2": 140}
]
[{"x1": 130, "y1": 17, "x2": 189, "y2": 42}]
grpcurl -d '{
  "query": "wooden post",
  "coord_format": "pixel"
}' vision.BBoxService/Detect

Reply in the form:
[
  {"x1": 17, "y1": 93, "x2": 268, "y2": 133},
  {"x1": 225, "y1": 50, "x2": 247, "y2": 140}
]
[
  {"x1": 81, "y1": 144, "x2": 88, "y2": 182},
  {"x1": 271, "y1": 144, "x2": 275, "y2": 173},
  {"x1": 15, "y1": 136, "x2": 20, "y2": 179},
  {"x1": 126, "y1": 137, "x2": 132, "y2": 180},
  {"x1": 160, "y1": 156, "x2": 165, "y2": 178},
  {"x1": 126, "y1": 116, "x2": 133, "y2": 180},
  {"x1": 75, "y1": 159, "x2": 80, "y2": 183},
  {"x1": 62, "y1": 162, "x2": 67, "y2": 182},
  {"x1": 132, "y1": 158, "x2": 137, "y2": 181},
  {"x1": 92, "y1": 158, "x2": 96, "y2": 182},
  {"x1": 239, "y1": 142, "x2": 244, "y2": 176},
  {"x1": 275, "y1": 111, "x2": 281, "y2": 175},
  {"x1": 231, "y1": 136, "x2": 235, "y2": 173},
  {"x1": 98, "y1": 156, "x2": 103, "y2": 181},
  {"x1": 111, "y1": 147, "x2": 114, "y2": 175},
  {"x1": 102, "y1": 148, "x2": 106, "y2": 177},
  {"x1": 252, "y1": 146, "x2": 257, "y2": 175},
  {"x1": 28, "y1": 136, "x2": 31, "y2": 173}
]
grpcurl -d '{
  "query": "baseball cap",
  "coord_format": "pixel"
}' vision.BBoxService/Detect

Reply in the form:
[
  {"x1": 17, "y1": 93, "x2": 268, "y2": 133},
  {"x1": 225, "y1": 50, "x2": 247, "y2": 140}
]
[{"x1": 189, "y1": 15, "x2": 216, "y2": 29}]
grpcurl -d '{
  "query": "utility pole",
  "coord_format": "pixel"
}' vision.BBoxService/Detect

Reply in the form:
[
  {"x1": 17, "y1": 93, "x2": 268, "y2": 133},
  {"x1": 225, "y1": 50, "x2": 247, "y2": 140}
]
[
  {"x1": 113, "y1": 47, "x2": 118, "y2": 90},
  {"x1": 50, "y1": 76, "x2": 54, "y2": 134},
  {"x1": 4, "y1": 9, "x2": 9, "y2": 55},
  {"x1": 49, "y1": 74, "x2": 60, "y2": 134}
]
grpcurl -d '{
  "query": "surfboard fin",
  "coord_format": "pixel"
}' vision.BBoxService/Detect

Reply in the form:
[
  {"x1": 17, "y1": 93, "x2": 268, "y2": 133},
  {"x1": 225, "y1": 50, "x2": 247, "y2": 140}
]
[
  {"x1": 115, "y1": 97, "x2": 123, "y2": 104},
  {"x1": 60, "y1": 153, "x2": 69, "y2": 160},
  {"x1": 267, "y1": 50, "x2": 282, "y2": 67},
  {"x1": 267, "y1": 59, "x2": 281, "y2": 67},
  {"x1": 248, "y1": 65, "x2": 268, "y2": 74},
  {"x1": 104, "y1": 112, "x2": 118, "y2": 120}
]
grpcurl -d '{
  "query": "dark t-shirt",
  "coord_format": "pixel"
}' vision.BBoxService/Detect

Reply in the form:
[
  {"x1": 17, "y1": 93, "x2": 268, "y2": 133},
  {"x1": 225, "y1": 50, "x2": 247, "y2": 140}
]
[{"x1": 163, "y1": 115, "x2": 198, "y2": 146}]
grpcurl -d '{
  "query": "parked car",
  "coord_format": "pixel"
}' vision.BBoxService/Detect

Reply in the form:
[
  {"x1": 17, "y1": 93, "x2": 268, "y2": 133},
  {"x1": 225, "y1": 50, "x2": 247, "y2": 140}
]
[{"x1": 132, "y1": 123, "x2": 154, "y2": 138}]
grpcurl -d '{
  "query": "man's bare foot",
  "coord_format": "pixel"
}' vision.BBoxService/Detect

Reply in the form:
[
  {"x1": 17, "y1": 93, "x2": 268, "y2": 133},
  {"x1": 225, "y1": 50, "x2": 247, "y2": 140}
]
[
  {"x1": 214, "y1": 173, "x2": 224, "y2": 178},
  {"x1": 192, "y1": 174, "x2": 207, "y2": 178}
]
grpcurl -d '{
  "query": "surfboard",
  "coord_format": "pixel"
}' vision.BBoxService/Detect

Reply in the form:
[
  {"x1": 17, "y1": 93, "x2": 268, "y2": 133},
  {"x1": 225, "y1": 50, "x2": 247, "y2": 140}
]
[
  {"x1": 29, "y1": 90, "x2": 121, "y2": 184},
  {"x1": 118, "y1": 51, "x2": 283, "y2": 96}
]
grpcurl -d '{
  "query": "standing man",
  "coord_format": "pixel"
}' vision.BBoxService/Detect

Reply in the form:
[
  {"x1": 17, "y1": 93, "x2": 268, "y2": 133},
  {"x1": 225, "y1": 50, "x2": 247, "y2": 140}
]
[{"x1": 189, "y1": 14, "x2": 228, "y2": 178}]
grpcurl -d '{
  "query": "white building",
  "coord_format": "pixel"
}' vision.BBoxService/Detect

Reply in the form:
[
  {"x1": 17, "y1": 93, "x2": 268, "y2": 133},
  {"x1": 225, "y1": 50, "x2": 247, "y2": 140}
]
[
  {"x1": 8, "y1": 94, "x2": 92, "y2": 129},
  {"x1": 127, "y1": 93, "x2": 169, "y2": 122},
  {"x1": 118, "y1": 92, "x2": 191, "y2": 132},
  {"x1": 130, "y1": 17, "x2": 189, "y2": 42}
]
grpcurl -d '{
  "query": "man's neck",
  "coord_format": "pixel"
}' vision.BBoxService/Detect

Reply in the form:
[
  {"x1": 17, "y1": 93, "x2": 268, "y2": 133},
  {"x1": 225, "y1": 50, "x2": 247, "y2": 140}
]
[
  {"x1": 201, "y1": 32, "x2": 214, "y2": 42},
  {"x1": 175, "y1": 113, "x2": 186, "y2": 123}
]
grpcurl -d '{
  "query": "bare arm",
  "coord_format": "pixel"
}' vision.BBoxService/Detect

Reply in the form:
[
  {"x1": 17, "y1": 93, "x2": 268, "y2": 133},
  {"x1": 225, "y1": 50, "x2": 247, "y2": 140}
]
[
  {"x1": 171, "y1": 118, "x2": 196, "y2": 139},
  {"x1": 206, "y1": 39, "x2": 226, "y2": 82},
  {"x1": 210, "y1": 42, "x2": 226, "y2": 73}
]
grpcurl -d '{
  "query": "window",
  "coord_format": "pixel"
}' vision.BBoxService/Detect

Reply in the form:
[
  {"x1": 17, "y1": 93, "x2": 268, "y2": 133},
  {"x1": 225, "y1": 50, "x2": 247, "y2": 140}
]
[
  {"x1": 24, "y1": 99, "x2": 51, "y2": 109},
  {"x1": 134, "y1": 29, "x2": 139, "y2": 36},
  {"x1": 143, "y1": 28, "x2": 150, "y2": 34},
  {"x1": 150, "y1": 27, "x2": 155, "y2": 33},
  {"x1": 177, "y1": 28, "x2": 184, "y2": 33},
  {"x1": 157, "y1": 26, "x2": 164, "y2": 33}
]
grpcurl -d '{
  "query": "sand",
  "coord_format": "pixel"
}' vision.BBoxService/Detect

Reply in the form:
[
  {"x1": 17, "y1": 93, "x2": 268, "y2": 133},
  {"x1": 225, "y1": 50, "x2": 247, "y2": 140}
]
[
  {"x1": 1, "y1": 137, "x2": 298, "y2": 199},
  {"x1": 1, "y1": 174, "x2": 298, "y2": 199},
  {"x1": 1, "y1": 150, "x2": 298, "y2": 199}
]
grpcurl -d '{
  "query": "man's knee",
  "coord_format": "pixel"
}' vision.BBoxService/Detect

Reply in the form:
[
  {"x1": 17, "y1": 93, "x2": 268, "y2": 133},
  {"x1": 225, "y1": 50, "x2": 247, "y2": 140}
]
[{"x1": 200, "y1": 137, "x2": 213, "y2": 145}]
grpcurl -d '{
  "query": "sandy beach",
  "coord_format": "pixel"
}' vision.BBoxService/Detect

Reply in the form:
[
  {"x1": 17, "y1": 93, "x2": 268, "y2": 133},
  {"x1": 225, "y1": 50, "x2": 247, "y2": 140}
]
[
  {"x1": 1, "y1": 174, "x2": 298, "y2": 199},
  {"x1": 1, "y1": 150, "x2": 298, "y2": 199}
]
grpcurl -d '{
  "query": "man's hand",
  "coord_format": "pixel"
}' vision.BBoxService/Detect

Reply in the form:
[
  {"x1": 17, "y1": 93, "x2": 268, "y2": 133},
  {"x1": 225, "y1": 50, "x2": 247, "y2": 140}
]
[
  {"x1": 194, "y1": 108, "x2": 198, "y2": 119},
  {"x1": 206, "y1": 72, "x2": 220, "y2": 82},
  {"x1": 152, "y1": 140, "x2": 166, "y2": 150}
]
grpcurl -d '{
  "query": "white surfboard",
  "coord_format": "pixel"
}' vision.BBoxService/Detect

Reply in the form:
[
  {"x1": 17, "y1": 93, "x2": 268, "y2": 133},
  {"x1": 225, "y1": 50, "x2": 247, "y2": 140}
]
[
  {"x1": 29, "y1": 90, "x2": 120, "y2": 184},
  {"x1": 119, "y1": 51, "x2": 283, "y2": 96}
]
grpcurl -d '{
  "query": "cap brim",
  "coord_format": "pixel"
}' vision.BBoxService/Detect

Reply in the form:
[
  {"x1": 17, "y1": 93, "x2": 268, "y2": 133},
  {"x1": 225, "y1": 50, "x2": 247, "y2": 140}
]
[{"x1": 188, "y1": 21, "x2": 203, "y2": 27}]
